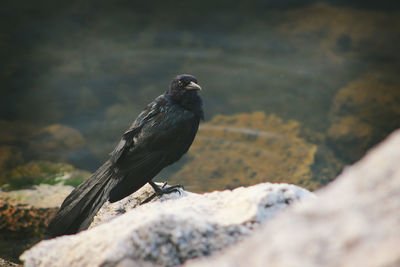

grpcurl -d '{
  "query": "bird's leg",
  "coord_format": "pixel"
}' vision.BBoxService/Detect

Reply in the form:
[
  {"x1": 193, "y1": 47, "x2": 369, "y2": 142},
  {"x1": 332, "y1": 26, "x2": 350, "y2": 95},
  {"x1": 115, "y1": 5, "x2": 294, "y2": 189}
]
[
  {"x1": 150, "y1": 181, "x2": 183, "y2": 195},
  {"x1": 140, "y1": 181, "x2": 184, "y2": 205}
]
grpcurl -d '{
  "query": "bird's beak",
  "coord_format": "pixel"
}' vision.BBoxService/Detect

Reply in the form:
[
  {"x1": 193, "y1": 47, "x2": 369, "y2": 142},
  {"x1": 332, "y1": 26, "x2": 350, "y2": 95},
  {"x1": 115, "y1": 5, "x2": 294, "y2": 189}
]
[{"x1": 185, "y1": 81, "x2": 202, "y2": 91}]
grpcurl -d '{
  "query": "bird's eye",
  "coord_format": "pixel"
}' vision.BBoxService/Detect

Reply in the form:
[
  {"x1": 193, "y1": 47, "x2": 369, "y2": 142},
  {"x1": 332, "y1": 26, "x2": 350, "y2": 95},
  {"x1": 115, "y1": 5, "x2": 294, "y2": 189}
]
[{"x1": 178, "y1": 81, "x2": 183, "y2": 87}]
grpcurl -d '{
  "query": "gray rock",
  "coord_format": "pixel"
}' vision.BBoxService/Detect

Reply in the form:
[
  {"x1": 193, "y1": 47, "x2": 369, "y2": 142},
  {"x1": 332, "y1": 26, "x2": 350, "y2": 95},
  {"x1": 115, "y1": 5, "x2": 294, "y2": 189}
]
[
  {"x1": 185, "y1": 129, "x2": 400, "y2": 267},
  {"x1": 89, "y1": 182, "x2": 167, "y2": 228},
  {"x1": 20, "y1": 182, "x2": 312, "y2": 267}
]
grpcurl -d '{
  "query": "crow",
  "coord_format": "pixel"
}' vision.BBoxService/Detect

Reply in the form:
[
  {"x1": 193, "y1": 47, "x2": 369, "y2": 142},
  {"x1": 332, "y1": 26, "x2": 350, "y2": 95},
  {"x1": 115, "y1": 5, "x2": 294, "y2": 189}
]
[{"x1": 48, "y1": 74, "x2": 203, "y2": 237}]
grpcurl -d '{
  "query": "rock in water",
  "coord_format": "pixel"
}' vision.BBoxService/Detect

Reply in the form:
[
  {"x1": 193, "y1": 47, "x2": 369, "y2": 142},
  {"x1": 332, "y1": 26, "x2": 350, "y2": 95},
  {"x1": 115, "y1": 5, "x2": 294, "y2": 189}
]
[
  {"x1": 0, "y1": 184, "x2": 75, "y2": 263},
  {"x1": 185, "y1": 129, "x2": 400, "y2": 267},
  {"x1": 20, "y1": 183, "x2": 312, "y2": 267}
]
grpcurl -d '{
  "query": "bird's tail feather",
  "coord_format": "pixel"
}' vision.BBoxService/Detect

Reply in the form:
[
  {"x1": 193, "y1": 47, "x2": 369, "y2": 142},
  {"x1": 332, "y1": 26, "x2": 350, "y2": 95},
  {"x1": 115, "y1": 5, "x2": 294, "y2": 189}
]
[{"x1": 48, "y1": 161, "x2": 119, "y2": 237}]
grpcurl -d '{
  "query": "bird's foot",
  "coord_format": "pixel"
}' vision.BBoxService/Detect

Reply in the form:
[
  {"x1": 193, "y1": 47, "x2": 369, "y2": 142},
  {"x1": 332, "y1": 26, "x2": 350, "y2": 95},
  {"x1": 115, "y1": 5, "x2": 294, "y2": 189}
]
[{"x1": 140, "y1": 181, "x2": 184, "y2": 205}]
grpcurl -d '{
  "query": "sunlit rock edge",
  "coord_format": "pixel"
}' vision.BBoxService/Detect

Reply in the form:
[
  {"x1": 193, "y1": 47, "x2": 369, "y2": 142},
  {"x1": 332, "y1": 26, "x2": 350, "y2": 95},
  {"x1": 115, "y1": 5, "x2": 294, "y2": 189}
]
[
  {"x1": 185, "y1": 129, "x2": 400, "y2": 267},
  {"x1": 20, "y1": 182, "x2": 313, "y2": 267}
]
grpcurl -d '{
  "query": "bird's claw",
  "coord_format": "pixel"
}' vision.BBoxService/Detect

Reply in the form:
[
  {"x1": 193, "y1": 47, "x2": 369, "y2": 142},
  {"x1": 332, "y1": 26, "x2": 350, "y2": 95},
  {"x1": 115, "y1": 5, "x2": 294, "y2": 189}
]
[
  {"x1": 162, "y1": 184, "x2": 183, "y2": 196},
  {"x1": 140, "y1": 182, "x2": 184, "y2": 205}
]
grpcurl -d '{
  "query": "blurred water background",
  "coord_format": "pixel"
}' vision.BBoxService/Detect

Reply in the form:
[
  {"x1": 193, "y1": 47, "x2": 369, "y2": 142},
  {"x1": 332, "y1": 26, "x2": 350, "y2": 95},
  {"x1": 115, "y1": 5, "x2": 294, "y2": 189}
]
[{"x1": 1, "y1": 0, "x2": 400, "y2": 192}]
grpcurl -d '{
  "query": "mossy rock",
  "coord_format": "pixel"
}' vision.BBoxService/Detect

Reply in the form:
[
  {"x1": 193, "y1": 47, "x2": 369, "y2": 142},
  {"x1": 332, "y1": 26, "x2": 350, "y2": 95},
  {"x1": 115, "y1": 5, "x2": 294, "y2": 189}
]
[
  {"x1": 0, "y1": 161, "x2": 90, "y2": 191},
  {"x1": 169, "y1": 112, "x2": 321, "y2": 192},
  {"x1": 0, "y1": 183, "x2": 74, "y2": 263},
  {"x1": 0, "y1": 146, "x2": 23, "y2": 173},
  {"x1": 327, "y1": 72, "x2": 400, "y2": 162},
  {"x1": 0, "y1": 120, "x2": 91, "y2": 168},
  {"x1": 29, "y1": 124, "x2": 85, "y2": 152},
  {"x1": 0, "y1": 197, "x2": 59, "y2": 264}
]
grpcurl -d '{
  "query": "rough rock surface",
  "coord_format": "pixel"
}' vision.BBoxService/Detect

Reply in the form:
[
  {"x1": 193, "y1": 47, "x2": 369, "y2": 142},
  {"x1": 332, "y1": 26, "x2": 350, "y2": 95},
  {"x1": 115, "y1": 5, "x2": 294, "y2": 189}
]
[
  {"x1": 0, "y1": 184, "x2": 74, "y2": 264},
  {"x1": 89, "y1": 182, "x2": 167, "y2": 228},
  {"x1": 0, "y1": 184, "x2": 73, "y2": 235},
  {"x1": 20, "y1": 182, "x2": 312, "y2": 267},
  {"x1": 186, "y1": 129, "x2": 400, "y2": 267}
]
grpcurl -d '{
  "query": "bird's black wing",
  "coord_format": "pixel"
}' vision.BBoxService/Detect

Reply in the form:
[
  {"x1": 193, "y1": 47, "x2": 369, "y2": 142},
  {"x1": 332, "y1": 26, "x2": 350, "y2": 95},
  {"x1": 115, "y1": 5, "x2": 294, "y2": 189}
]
[
  {"x1": 110, "y1": 96, "x2": 162, "y2": 165},
  {"x1": 107, "y1": 95, "x2": 200, "y2": 202}
]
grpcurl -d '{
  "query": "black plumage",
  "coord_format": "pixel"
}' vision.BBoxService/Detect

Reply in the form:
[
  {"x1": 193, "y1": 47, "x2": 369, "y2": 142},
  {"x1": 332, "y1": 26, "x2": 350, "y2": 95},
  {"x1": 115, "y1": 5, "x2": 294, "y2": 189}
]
[{"x1": 48, "y1": 74, "x2": 203, "y2": 237}]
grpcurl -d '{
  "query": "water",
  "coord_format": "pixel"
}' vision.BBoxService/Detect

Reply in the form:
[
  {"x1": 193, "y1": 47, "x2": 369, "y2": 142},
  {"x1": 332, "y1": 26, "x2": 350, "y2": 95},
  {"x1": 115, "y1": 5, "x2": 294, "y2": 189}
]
[
  {"x1": 1, "y1": 1, "x2": 399, "y2": 192},
  {"x1": 1, "y1": 1, "x2": 400, "y2": 263}
]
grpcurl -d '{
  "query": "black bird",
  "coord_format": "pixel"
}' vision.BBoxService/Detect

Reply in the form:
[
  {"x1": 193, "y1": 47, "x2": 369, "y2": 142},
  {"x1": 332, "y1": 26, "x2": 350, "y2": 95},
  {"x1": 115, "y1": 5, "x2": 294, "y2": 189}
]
[{"x1": 48, "y1": 74, "x2": 203, "y2": 237}]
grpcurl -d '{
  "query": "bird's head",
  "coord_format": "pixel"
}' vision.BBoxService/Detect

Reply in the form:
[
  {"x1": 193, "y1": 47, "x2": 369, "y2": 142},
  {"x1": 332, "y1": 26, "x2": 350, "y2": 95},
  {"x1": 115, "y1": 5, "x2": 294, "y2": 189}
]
[
  {"x1": 167, "y1": 74, "x2": 202, "y2": 96},
  {"x1": 166, "y1": 74, "x2": 203, "y2": 119}
]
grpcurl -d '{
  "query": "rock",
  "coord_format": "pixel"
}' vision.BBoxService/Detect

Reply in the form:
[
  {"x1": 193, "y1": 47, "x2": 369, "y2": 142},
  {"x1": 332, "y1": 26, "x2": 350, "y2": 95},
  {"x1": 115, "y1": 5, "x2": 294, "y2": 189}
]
[
  {"x1": 0, "y1": 164, "x2": 87, "y2": 239},
  {"x1": 0, "y1": 201, "x2": 56, "y2": 238},
  {"x1": 0, "y1": 120, "x2": 37, "y2": 145},
  {"x1": 0, "y1": 161, "x2": 90, "y2": 191},
  {"x1": 185, "y1": 129, "x2": 400, "y2": 267},
  {"x1": 0, "y1": 197, "x2": 57, "y2": 263},
  {"x1": 20, "y1": 183, "x2": 313, "y2": 267},
  {"x1": 0, "y1": 146, "x2": 23, "y2": 175},
  {"x1": 1, "y1": 184, "x2": 74, "y2": 209},
  {"x1": 168, "y1": 112, "x2": 326, "y2": 192},
  {"x1": 0, "y1": 120, "x2": 95, "y2": 173},
  {"x1": 89, "y1": 182, "x2": 167, "y2": 228},
  {"x1": 27, "y1": 124, "x2": 97, "y2": 169},
  {"x1": 327, "y1": 72, "x2": 400, "y2": 163},
  {"x1": 0, "y1": 184, "x2": 73, "y2": 262},
  {"x1": 29, "y1": 124, "x2": 85, "y2": 155},
  {"x1": 0, "y1": 184, "x2": 73, "y2": 238}
]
